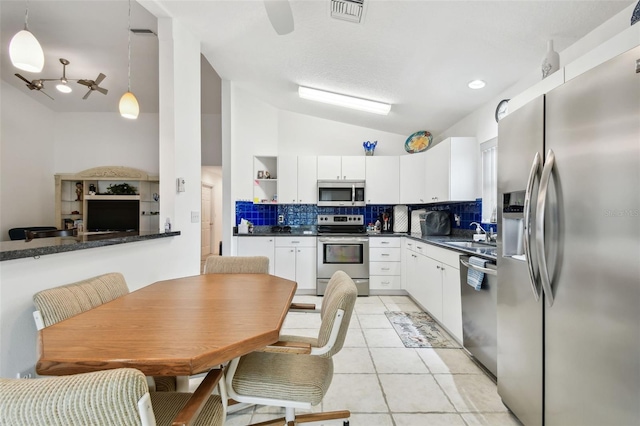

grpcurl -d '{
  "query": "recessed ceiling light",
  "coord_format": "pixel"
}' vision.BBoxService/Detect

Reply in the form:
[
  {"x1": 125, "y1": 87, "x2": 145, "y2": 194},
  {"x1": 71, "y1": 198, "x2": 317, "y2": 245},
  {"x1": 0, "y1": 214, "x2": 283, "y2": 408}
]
[
  {"x1": 468, "y1": 80, "x2": 486, "y2": 89},
  {"x1": 298, "y1": 86, "x2": 391, "y2": 115}
]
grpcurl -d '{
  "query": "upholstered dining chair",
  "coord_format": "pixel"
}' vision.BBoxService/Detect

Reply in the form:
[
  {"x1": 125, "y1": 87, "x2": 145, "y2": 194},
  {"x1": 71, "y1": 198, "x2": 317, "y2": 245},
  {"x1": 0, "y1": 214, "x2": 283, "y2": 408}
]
[
  {"x1": 203, "y1": 255, "x2": 269, "y2": 274},
  {"x1": 32, "y1": 272, "x2": 180, "y2": 393},
  {"x1": 203, "y1": 255, "x2": 316, "y2": 312},
  {"x1": 0, "y1": 367, "x2": 225, "y2": 426},
  {"x1": 224, "y1": 270, "x2": 357, "y2": 426}
]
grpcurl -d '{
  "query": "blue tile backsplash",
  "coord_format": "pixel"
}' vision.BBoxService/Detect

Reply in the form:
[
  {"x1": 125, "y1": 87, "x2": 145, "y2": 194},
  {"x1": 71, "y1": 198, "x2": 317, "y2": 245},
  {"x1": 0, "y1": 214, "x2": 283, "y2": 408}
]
[{"x1": 236, "y1": 199, "x2": 497, "y2": 233}]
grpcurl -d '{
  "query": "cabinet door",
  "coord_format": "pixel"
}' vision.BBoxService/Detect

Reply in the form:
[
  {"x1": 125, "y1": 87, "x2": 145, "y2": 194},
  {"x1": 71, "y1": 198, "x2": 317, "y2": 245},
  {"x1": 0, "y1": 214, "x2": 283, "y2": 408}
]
[
  {"x1": 317, "y1": 156, "x2": 342, "y2": 180},
  {"x1": 399, "y1": 154, "x2": 427, "y2": 204},
  {"x1": 366, "y1": 156, "x2": 399, "y2": 204},
  {"x1": 425, "y1": 140, "x2": 450, "y2": 202},
  {"x1": 421, "y1": 255, "x2": 443, "y2": 321},
  {"x1": 297, "y1": 156, "x2": 318, "y2": 203},
  {"x1": 275, "y1": 247, "x2": 297, "y2": 281},
  {"x1": 278, "y1": 155, "x2": 298, "y2": 204},
  {"x1": 404, "y1": 252, "x2": 419, "y2": 296},
  {"x1": 441, "y1": 264, "x2": 462, "y2": 342},
  {"x1": 295, "y1": 246, "x2": 316, "y2": 290},
  {"x1": 449, "y1": 137, "x2": 479, "y2": 201},
  {"x1": 341, "y1": 156, "x2": 366, "y2": 180},
  {"x1": 237, "y1": 237, "x2": 275, "y2": 274}
]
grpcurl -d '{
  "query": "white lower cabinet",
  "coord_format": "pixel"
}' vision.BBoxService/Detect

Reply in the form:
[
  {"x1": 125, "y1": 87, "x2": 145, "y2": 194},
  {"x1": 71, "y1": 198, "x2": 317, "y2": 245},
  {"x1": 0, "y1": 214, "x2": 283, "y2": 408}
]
[
  {"x1": 274, "y1": 237, "x2": 316, "y2": 290},
  {"x1": 370, "y1": 237, "x2": 401, "y2": 291},
  {"x1": 402, "y1": 237, "x2": 463, "y2": 342},
  {"x1": 237, "y1": 236, "x2": 275, "y2": 274}
]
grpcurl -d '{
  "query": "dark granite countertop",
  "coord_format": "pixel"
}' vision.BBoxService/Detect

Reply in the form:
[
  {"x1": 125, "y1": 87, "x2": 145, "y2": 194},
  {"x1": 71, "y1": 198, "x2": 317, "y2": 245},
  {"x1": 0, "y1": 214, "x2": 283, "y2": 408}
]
[
  {"x1": 0, "y1": 230, "x2": 181, "y2": 261},
  {"x1": 234, "y1": 226, "x2": 497, "y2": 260}
]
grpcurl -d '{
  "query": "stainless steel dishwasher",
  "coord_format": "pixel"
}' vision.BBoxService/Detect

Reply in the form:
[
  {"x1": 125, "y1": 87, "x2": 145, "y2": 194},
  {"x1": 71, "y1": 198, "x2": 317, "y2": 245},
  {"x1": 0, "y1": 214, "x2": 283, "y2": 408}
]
[{"x1": 459, "y1": 255, "x2": 498, "y2": 377}]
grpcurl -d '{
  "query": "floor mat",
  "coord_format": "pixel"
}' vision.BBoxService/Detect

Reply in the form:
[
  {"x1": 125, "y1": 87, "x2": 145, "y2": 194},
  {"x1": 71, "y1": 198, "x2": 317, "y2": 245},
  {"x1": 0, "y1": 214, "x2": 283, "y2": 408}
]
[{"x1": 385, "y1": 311, "x2": 461, "y2": 348}]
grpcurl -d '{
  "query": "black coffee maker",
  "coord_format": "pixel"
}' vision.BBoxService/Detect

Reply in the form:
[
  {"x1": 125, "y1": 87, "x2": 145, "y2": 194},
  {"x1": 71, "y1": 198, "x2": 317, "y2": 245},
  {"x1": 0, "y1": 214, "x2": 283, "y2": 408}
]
[{"x1": 378, "y1": 208, "x2": 394, "y2": 233}]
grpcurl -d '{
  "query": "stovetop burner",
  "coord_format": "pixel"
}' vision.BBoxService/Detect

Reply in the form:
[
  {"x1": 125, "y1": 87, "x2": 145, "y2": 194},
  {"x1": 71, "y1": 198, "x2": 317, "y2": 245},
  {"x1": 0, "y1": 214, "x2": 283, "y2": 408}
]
[{"x1": 270, "y1": 225, "x2": 292, "y2": 234}]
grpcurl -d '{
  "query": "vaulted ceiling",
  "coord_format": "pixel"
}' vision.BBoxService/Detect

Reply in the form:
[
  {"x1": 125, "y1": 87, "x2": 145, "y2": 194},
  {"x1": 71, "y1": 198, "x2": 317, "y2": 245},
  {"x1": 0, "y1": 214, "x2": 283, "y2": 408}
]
[{"x1": 1, "y1": 1, "x2": 633, "y2": 136}]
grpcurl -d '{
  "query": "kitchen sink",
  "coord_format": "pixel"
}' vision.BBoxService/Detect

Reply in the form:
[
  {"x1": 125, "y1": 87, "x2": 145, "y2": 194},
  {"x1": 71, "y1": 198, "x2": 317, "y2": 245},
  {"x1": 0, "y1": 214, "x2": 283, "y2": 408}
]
[{"x1": 447, "y1": 241, "x2": 496, "y2": 249}]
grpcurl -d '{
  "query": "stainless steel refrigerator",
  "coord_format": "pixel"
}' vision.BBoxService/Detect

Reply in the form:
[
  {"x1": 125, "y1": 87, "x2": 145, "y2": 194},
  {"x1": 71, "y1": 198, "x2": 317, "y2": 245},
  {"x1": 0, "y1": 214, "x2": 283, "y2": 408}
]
[{"x1": 497, "y1": 45, "x2": 640, "y2": 426}]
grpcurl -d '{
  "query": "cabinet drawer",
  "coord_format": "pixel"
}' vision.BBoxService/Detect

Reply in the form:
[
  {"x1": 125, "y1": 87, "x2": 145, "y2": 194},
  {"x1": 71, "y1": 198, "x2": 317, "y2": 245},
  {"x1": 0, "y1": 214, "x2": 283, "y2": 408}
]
[
  {"x1": 370, "y1": 275, "x2": 402, "y2": 290},
  {"x1": 369, "y1": 237, "x2": 401, "y2": 248},
  {"x1": 369, "y1": 247, "x2": 401, "y2": 262},
  {"x1": 370, "y1": 261, "x2": 401, "y2": 276},
  {"x1": 425, "y1": 245, "x2": 460, "y2": 268},
  {"x1": 275, "y1": 236, "x2": 316, "y2": 248}
]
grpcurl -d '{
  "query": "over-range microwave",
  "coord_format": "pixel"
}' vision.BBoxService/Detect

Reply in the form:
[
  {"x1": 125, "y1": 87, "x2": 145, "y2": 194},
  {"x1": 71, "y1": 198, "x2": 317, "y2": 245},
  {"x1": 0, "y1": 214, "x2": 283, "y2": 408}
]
[{"x1": 317, "y1": 180, "x2": 366, "y2": 207}]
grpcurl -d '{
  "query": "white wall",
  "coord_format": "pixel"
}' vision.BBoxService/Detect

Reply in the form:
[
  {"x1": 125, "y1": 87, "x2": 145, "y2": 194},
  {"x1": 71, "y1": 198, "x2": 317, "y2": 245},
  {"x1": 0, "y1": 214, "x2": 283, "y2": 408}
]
[
  {"x1": 0, "y1": 82, "x2": 57, "y2": 239},
  {"x1": 278, "y1": 109, "x2": 406, "y2": 157},
  {"x1": 53, "y1": 113, "x2": 159, "y2": 174}
]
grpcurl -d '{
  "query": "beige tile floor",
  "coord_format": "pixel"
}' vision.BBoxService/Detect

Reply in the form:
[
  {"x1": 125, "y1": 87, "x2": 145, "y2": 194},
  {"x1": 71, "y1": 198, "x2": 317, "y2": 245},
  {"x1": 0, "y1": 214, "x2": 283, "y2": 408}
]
[{"x1": 210, "y1": 295, "x2": 522, "y2": 425}]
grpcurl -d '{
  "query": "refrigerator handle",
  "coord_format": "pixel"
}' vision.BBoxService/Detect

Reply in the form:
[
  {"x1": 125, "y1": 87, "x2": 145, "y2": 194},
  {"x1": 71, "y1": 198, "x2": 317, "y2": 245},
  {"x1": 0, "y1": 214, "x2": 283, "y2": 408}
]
[
  {"x1": 536, "y1": 149, "x2": 556, "y2": 307},
  {"x1": 523, "y1": 152, "x2": 542, "y2": 302}
]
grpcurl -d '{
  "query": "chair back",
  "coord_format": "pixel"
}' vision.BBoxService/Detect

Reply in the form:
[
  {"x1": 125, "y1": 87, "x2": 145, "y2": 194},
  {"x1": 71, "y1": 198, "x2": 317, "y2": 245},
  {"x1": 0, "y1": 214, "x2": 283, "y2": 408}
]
[
  {"x1": 204, "y1": 256, "x2": 269, "y2": 274},
  {"x1": 317, "y1": 270, "x2": 357, "y2": 358},
  {"x1": 0, "y1": 368, "x2": 149, "y2": 426},
  {"x1": 8, "y1": 226, "x2": 57, "y2": 241},
  {"x1": 33, "y1": 272, "x2": 130, "y2": 328}
]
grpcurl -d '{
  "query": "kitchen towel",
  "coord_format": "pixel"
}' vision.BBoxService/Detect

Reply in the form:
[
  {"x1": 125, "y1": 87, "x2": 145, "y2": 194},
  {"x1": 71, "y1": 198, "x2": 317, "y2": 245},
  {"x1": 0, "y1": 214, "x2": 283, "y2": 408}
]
[
  {"x1": 467, "y1": 256, "x2": 487, "y2": 291},
  {"x1": 393, "y1": 205, "x2": 409, "y2": 233}
]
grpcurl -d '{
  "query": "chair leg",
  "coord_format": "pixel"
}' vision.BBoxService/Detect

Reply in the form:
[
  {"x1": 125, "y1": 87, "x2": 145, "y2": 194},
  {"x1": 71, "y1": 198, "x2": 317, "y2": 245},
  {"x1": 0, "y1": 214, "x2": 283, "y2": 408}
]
[{"x1": 294, "y1": 410, "x2": 351, "y2": 424}]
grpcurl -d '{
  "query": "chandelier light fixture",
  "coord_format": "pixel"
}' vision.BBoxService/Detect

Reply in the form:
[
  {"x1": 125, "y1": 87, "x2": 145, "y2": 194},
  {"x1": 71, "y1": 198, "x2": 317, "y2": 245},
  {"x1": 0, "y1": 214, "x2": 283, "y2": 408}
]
[
  {"x1": 9, "y1": 0, "x2": 45, "y2": 73},
  {"x1": 119, "y1": 0, "x2": 139, "y2": 119},
  {"x1": 298, "y1": 86, "x2": 391, "y2": 115}
]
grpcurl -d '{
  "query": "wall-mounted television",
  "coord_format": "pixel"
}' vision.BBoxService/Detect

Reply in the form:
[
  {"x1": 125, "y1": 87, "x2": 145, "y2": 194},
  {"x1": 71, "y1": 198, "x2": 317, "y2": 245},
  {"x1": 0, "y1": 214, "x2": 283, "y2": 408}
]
[{"x1": 86, "y1": 200, "x2": 139, "y2": 232}]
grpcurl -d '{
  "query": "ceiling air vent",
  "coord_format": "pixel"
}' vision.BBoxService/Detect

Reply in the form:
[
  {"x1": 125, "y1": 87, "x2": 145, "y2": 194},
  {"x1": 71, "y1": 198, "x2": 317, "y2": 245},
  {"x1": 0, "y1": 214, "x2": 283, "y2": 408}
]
[{"x1": 331, "y1": 0, "x2": 365, "y2": 24}]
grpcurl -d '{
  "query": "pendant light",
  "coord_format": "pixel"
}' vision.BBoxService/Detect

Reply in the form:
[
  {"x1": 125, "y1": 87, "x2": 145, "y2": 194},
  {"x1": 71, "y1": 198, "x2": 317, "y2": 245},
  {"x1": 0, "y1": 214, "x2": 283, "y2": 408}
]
[
  {"x1": 9, "y1": 1, "x2": 45, "y2": 73},
  {"x1": 119, "y1": 0, "x2": 139, "y2": 119}
]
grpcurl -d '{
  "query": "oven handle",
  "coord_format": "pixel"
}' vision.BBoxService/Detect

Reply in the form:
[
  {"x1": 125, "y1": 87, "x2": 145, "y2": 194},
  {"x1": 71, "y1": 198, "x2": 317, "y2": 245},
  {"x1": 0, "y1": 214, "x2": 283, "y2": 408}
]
[{"x1": 318, "y1": 237, "x2": 369, "y2": 243}]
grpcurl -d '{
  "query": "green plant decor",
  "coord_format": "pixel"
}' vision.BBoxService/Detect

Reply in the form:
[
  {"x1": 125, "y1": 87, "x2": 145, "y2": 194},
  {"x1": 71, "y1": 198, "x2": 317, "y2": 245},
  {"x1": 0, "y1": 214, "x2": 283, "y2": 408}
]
[{"x1": 106, "y1": 183, "x2": 138, "y2": 195}]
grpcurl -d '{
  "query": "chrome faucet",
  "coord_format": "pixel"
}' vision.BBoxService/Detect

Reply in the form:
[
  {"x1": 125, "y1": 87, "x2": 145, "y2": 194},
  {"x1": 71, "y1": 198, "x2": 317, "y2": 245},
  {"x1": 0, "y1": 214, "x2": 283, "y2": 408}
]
[{"x1": 470, "y1": 222, "x2": 487, "y2": 234}]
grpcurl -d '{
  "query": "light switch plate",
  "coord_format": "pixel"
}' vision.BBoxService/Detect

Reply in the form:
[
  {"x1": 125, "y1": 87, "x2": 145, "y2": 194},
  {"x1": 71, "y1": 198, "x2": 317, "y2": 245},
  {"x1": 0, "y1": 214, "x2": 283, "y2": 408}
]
[{"x1": 191, "y1": 211, "x2": 200, "y2": 223}]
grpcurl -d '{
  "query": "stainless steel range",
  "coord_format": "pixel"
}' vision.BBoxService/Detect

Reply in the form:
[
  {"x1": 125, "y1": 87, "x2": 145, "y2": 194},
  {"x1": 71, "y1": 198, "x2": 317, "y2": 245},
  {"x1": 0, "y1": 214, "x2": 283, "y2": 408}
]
[{"x1": 316, "y1": 214, "x2": 369, "y2": 296}]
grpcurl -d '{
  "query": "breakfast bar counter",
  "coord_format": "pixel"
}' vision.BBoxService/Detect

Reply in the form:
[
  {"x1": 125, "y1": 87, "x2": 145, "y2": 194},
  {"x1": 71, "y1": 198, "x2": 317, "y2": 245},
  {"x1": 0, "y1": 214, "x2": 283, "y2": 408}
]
[{"x1": 0, "y1": 230, "x2": 181, "y2": 261}]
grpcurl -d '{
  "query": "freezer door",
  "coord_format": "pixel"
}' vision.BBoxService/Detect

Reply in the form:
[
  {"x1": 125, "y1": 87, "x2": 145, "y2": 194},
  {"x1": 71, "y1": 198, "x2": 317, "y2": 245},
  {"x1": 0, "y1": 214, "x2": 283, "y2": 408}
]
[
  {"x1": 496, "y1": 96, "x2": 544, "y2": 426},
  {"x1": 543, "y1": 46, "x2": 640, "y2": 425}
]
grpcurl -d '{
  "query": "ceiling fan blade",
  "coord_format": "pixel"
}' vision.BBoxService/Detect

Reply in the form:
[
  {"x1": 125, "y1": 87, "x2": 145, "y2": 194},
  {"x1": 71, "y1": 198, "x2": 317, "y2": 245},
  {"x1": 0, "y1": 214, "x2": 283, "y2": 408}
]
[
  {"x1": 77, "y1": 79, "x2": 92, "y2": 87},
  {"x1": 15, "y1": 73, "x2": 32, "y2": 85},
  {"x1": 96, "y1": 87, "x2": 108, "y2": 95},
  {"x1": 264, "y1": 0, "x2": 294, "y2": 35},
  {"x1": 83, "y1": 89, "x2": 92, "y2": 100},
  {"x1": 94, "y1": 73, "x2": 106, "y2": 85},
  {"x1": 40, "y1": 90, "x2": 54, "y2": 100}
]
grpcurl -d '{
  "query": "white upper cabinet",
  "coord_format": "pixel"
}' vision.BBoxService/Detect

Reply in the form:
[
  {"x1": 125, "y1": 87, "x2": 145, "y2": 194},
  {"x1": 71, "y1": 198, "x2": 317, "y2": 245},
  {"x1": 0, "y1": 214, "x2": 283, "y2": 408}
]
[
  {"x1": 400, "y1": 137, "x2": 477, "y2": 204},
  {"x1": 399, "y1": 154, "x2": 427, "y2": 204},
  {"x1": 317, "y1": 156, "x2": 365, "y2": 180},
  {"x1": 278, "y1": 155, "x2": 317, "y2": 204},
  {"x1": 366, "y1": 156, "x2": 399, "y2": 204}
]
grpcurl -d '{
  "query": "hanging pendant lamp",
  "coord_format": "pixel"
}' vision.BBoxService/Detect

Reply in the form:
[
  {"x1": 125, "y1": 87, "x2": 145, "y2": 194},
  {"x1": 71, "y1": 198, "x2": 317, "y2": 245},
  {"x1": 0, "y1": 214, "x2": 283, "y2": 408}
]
[
  {"x1": 10, "y1": 1, "x2": 45, "y2": 73},
  {"x1": 119, "y1": 0, "x2": 139, "y2": 119}
]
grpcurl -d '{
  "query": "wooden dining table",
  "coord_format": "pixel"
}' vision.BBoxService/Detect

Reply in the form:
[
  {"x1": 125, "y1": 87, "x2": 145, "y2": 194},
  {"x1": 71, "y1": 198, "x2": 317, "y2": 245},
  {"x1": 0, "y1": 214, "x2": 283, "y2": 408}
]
[{"x1": 36, "y1": 273, "x2": 297, "y2": 377}]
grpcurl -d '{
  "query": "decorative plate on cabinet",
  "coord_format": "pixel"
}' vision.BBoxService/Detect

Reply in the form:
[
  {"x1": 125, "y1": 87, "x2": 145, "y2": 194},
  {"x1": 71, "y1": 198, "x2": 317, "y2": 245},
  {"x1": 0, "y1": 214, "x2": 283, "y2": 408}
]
[{"x1": 404, "y1": 131, "x2": 432, "y2": 153}]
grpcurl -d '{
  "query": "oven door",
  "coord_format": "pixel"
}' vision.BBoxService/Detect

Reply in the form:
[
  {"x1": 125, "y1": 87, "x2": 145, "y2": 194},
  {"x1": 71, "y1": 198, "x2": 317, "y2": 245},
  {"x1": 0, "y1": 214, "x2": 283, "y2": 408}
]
[{"x1": 317, "y1": 236, "x2": 369, "y2": 279}]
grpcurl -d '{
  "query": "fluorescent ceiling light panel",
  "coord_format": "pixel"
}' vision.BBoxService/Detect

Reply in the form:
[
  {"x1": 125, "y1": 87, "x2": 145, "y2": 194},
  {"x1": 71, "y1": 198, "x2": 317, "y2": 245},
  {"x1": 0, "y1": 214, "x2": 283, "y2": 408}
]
[{"x1": 298, "y1": 86, "x2": 391, "y2": 115}]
